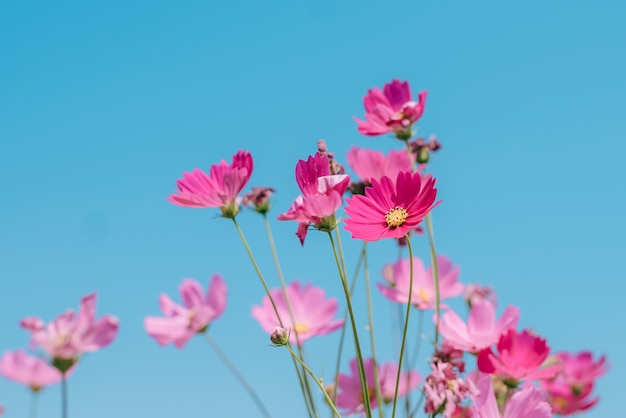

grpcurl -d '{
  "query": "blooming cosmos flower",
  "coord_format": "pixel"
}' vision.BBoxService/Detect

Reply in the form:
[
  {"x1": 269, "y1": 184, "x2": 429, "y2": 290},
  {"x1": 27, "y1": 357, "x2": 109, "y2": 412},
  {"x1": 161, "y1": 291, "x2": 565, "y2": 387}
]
[
  {"x1": 540, "y1": 351, "x2": 608, "y2": 415},
  {"x1": 0, "y1": 350, "x2": 63, "y2": 392},
  {"x1": 145, "y1": 275, "x2": 227, "y2": 348},
  {"x1": 166, "y1": 150, "x2": 253, "y2": 218},
  {"x1": 336, "y1": 357, "x2": 420, "y2": 414},
  {"x1": 20, "y1": 293, "x2": 119, "y2": 369},
  {"x1": 278, "y1": 153, "x2": 350, "y2": 245},
  {"x1": 251, "y1": 281, "x2": 343, "y2": 346},
  {"x1": 344, "y1": 171, "x2": 439, "y2": 241},
  {"x1": 439, "y1": 301, "x2": 519, "y2": 353},
  {"x1": 472, "y1": 375, "x2": 552, "y2": 418},
  {"x1": 346, "y1": 147, "x2": 413, "y2": 188},
  {"x1": 423, "y1": 361, "x2": 477, "y2": 417},
  {"x1": 378, "y1": 255, "x2": 464, "y2": 310},
  {"x1": 478, "y1": 329, "x2": 559, "y2": 383},
  {"x1": 355, "y1": 79, "x2": 427, "y2": 139}
]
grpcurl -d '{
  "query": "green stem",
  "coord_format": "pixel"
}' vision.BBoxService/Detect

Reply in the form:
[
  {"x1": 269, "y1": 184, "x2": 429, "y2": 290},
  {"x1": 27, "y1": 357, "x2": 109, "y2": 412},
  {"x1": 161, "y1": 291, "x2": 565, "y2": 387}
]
[
  {"x1": 61, "y1": 373, "x2": 67, "y2": 418},
  {"x1": 327, "y1": 232, "x2": 372, "y2": 417},
  {"x1": 285, "y1": 345, "x2": 342, "y2": 418},
  {"x1": 424, "y1": 214, "x2": 441, "y2": 345},
  {"x1": 363, "y1": 243, "x2": 384, "y2": 418},
  {"x1": 30, "y1": 392, "x2": 38, "y2": 418},
  {"x1": 406, "y1": 310, "x2": 425, "y2": 415},
  {"x1": 391, "y1": 235, "x2": 415, "y2": 418},
  {"x1": 205, "y1": 333, "x2": 272, "y2": 418}
]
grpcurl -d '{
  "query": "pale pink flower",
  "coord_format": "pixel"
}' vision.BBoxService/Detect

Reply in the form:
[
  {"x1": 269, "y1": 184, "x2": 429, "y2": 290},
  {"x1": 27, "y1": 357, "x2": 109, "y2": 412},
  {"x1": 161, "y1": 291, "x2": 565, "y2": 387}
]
[
  {"x1": 145, "y1": 275, "x2": 227, "y2": 348},
  {"x1": 242, "y1": 186, "x2": 275, "y2": 215},
  {"x1": 540, "y1": 351, "x2": 608, "y2": 415},
  {"x1": 21, "y1": 293, "x2": 119, "y2": 362},
  {"x1": 423, "y1": 361, "x2": 477, "y2": 417},
  {"x1": 166, "y1": 150, "x2": 253, "y2": 218},
  {"x1": 278, "y1": 153, "x2": 350, "y2": 245},
  {"x1": 0, "y1": 350, "x2": 63, "y2": 392},
  {"x1": 439, "y1": 301, "x2": 519, "y2": 353},
  {"x1": 344, "y1": 171, "x2": 439, "y2": 241},
  {"x1": 336, "y1": 357, "x2": 420, "y2": 414},
  {"x1": 251, "y1": 281, "x2": 343, "y2": 346},
  {"x1": 464, "y1": 283, "x2": 498, "y2": 308},
  {"x1": 355, "y1": 79, "x2": 427, "y2": 138},
  {"x1": 472, "y1": 375, "x2": 552, "y2": 418},
  {"x1": 346, "y1": 147, "x2": 413, "y2": 187},
  {"x1": 378, "y1": 255, "x2": 464, "y2": 310},
  {"x1": 478, "y1": 329, "x2": 559, "y2": 383}
]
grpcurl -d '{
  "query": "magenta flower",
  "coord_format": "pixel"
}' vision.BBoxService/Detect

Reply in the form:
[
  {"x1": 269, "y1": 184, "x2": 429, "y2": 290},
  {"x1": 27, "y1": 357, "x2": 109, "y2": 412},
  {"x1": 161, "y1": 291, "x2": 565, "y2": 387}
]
[
  {"x1": 251, "y1": 281, "x2": 343, "y2": 346},
  {"x1": 20, "y1": 293, "x2": 119, "y2": 365},
  {"x1": 423, "y1": 361, "x2": 477, "y2": 417},
  {"x1": 346, "y1": 147, "x2": 413, "y2": 186},
  {"x1": 145, "y1": 275, "x2": 227, "y2": 348},
  {"x1": 336, "y1": 358, "x2": 420, "y2": 414},
  {"x1": 166, "y1": 150, "x2": 253, "y2": 218},
  {"x1": 355, "y1": 79, "x2": 428, "y2": 139},
  {"x1": 378, "y1": 255, "x2": 464, "y2": 310},
  {"x1": 478, "y1": 329, "x2": 560, "y2": 383},
  {"x1": 344, "y1": 171, "x2": 439, "y2": 241},
  {"x1": 540, "y1": 351, "x2": 608, "y2": 415},
  {"x1": 439, "y1": 301, "x2": 519, "y2": 353},
  {"x1": 0, "y1": 350, "x2": 63, "y2": 392},
  {"x1": 278, "y1": 153, "x2": 350, "y2": 244},
  {"x1": 472, "y1": 375, "x2": 552, "y2": 418}
]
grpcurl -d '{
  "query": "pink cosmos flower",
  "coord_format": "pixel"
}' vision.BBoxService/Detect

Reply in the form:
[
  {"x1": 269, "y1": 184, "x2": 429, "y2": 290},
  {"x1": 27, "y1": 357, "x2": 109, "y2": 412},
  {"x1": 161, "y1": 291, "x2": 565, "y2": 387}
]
[
  {"x1": 336, "y1": 358, "x2": 420, "y2": 414},
  {"x1": 478, "y1": 329, "x2": 559, "y2": 383},
  {"x1": 278, "y1": 153, "x2": 350, "y2": 245},
  {"x1": 166, "y1": 150, "x2": 253, "y2": 218},
  {"x1": 20, "y1": 293, "x2": 119, "y2": 362},
  {"x1": 145, "y1": 275, "x2": 227, "y2": 348},
  {"x1": 346, "y1": 147, "x2": 413, "y2": 186},
  {"x1": 464, "y1": 283, "x2": 498, "y2": 308},
  {"x1": 378, "y1": 255, "x2": 464, "y2": 310},
  {"x1": 439, "y1": 301, "x2": 519, "y2": 353},
  {"x1": 344, "y1": 171, "x2": 439, "y2": 241},
  {"x1": 355, "y1": 79, "x2": 427, "y2": 138},
  {"x1": 423, "y1": 361, "x2": 477, "y2": 417},
  {"x1": 472, "y1": 376, "x2": 552, "y2": 418},
  {"x1": 0, "y1": 350, "x2": 63, "y2": 392},
  {"x1": 540, "y1": 351, "x2": 608, "y2": 415},
  {"x1": 251, "y1": 281, "x2": 343, "y2": 346}
]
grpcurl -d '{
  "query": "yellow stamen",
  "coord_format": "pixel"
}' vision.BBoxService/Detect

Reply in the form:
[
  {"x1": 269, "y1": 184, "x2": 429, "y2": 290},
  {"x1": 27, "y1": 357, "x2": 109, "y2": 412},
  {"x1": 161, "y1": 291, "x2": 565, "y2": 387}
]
[
  {"x1": 418, "y1": 288, "x2": 430, "y2": 303},
  {"x1": 294, "y1": 322, "x2": 309, "y2": 334},
  {"x1": 385, "y1": 206, "x2": 408, "y2": 228}
]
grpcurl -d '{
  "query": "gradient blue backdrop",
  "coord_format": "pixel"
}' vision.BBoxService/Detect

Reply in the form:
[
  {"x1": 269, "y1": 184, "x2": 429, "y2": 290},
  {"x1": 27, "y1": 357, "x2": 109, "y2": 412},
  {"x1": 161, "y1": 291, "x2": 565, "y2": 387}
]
[{"x1": 1, "y1": 1, "x2": 623, "y2": 417}]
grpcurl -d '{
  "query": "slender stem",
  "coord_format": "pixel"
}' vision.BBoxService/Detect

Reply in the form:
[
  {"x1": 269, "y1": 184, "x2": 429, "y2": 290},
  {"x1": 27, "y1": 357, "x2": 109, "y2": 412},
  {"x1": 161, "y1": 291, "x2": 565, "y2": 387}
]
[
  {"x1": 30, "y1": 392, "x2": 38, "y2": 418},
  {"x1": 406, "y1": 310, "x2": 425, "y2": 415},
  {"x1": 391, "y1": 235, "x2": 415, "y2": 418},
  {"x1": 327, "y1": 232, "x2": 372, "y2": 417},
  {"x1": 204, "y1": 333, "x2": 272, "y2": 418},
  {"x1": 232, "y1": 217, "x2": 316, "y2": 417},
  {"x1": 363, "y1": 243, "x2": 384, "y2": 418},
  {"x1": 424, "y1": 214, "x2": 441, "y2": 345},
  {"x1": 61, "y1": 373, "x2": 67, "y2": 418},
  {"x1": 285, "y1": 345, "x2": 342, "y2": 418}
]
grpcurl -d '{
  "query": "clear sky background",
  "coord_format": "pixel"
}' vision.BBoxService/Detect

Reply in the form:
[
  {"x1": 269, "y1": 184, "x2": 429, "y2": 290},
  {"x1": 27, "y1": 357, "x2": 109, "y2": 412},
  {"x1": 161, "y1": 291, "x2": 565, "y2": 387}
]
[{"x1": 1, "y1": 1, "x2": 624, "y2": 417}]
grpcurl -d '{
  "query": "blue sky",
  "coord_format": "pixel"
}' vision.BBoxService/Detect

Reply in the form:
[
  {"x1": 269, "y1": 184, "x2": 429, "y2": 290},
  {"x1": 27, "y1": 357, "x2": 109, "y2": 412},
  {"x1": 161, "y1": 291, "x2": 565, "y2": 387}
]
[{"x1": 0, "y1": 1, "x2": 624, "y2": 417}]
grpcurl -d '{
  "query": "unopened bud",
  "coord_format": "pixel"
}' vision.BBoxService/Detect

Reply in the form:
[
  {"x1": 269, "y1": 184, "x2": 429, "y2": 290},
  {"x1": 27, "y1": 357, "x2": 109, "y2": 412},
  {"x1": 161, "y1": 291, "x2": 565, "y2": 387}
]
[
  {"x1": 242, "y1": 187, "x2": 275, "y2": 215},
  {"x1": 270, "y1": 326, "x2": 290, "y2": 346}
]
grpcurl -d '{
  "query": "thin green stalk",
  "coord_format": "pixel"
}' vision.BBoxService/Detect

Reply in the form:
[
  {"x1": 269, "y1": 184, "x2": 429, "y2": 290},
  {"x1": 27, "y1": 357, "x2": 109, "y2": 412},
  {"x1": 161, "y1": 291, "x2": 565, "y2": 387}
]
[
  {"x1": 61, "y1": 373, "x2": 67, "y2": 418},
  {"x1": 406, "y1": 310, "x2": 425, "y2": 415},
  {"x1": 30, "y1": 392, "x2": 38, "y2": 418},
  {"x1": 232, "y1": 217, "x2": 316, "y2": 417},
  {"x1": 285, "y1": 345, "x2": 342, "y2": 418},
  {"x1": 424, "y1": 214, "x2": 441, "y2": 345},
  {"x1": 327, "y1": 232, "x2": 372, "y2": 418},
  {"x1": 362, "y1": 243, "x2": 384, "y2": 418},
  {"x1": 205, "y1": 333, "x2": 272, "y2": 418},
  {"x1": 263, "y1": 215, "x2": 318, "y2": 415},
  {"x1": 391, "y1": 235, "x2": 415, "y2": 418}
]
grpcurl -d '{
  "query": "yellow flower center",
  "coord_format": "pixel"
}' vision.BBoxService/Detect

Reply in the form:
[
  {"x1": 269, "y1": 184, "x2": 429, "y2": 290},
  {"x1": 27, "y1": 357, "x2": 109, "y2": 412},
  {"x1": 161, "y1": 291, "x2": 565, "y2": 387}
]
[
  {"x1": 294, "y1": 322, "x2": 309, "y2": 334},
  {"x1": 553, "y1": 397, "x2": 568, "y2": 409},
  {"x1": 418, "y1": 288, "x2": 430, "y2": 303},
  {"x1": 385, "y1": 206, "x2": 408, "y2": 228}
]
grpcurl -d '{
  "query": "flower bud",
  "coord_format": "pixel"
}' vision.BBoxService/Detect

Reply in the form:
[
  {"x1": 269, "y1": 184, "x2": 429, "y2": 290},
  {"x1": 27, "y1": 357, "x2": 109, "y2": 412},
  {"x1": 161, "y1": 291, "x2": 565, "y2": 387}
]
[
  {"x1": 270, "y1": 326, "x2": 290, "y2": 346},
  {"x1": 242, "y1": 187, "x2": 275, "y2": 215}
]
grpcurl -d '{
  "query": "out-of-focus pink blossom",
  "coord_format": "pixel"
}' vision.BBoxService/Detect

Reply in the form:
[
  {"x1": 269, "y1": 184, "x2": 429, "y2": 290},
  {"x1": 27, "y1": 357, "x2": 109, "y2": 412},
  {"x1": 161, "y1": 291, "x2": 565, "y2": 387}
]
[
  {"x1": 378, "y1": 255, "x2": 464, "y2": 310},
  {"x1": 540, "y1": 351, "x2": 608, "y2": 415},
  {"x1": 355, "y1": 79, "x2": 427, "y2": 139},
  {"x1": 409, "y1": 135, "x2": 442, "y2": 164},
  {"x1": 464, "y1": 283, "x2": 498, "y2": 308},
  {"x1": 242, "y1": 186, "x2": 275, "y2": 215},
  {"x1": 251, "y1": 281, "x2": 343, "y2": 346},
  {"x1": 472, "y1": 375, "x2": 552, "y2": 418},
  {"x1": 278, "y1": 153, "x2": 350, "y2": 245},
  {"x1": 145, "y1": 275, "x2": 227, "y2": 348},
  {"x1": 166, "y1": 150, "x2": 253, "y2": 218},
  {"x1": 0, "y1": 350, "x2": 63, "y2": 392},
  {"x1": 478, "y1": 329, "x2": 559, "y2": 383},
  {"x1": 336, "y1": 358, "x2": 420, "y2": 414},
  {"x1": 439, "y1": 301, "x2": 519, "y2": 353},
  {"x1": 346, "y1": 147, "x2": 413, "y2": 187},
  {"x1": 423, "y1": 361, "x2": 477, "y2": 417},
  {"x1": 344, "y1": 171, "x2": 439, "y2": 241},
  {"x1": 21, "y1": 293, "x2": 119, "y2": 363}
]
